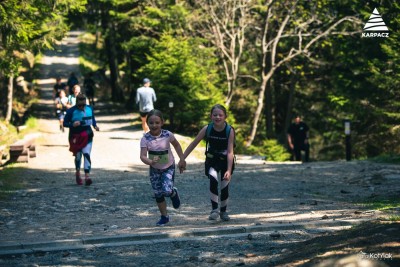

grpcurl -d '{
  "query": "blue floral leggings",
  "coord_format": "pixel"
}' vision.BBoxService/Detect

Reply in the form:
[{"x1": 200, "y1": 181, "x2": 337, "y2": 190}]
[{"x1": 149, "y1": 163, "x2": 176, "y2": 199}]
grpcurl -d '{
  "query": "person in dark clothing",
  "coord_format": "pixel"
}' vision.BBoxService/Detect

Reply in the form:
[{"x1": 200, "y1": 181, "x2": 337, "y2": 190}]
[
  {"x1": 84, "y1": 73, "x2": 96, "y2": 106},
  {"x1": 67, "y1": 72, "x2": 79, "y2": 95},
  {"x1": 287, "y1": 115, "x2": 310, "y2": 162},
  {"x1": 53, "y1": 77, "x2": 66, "y2": 99}
]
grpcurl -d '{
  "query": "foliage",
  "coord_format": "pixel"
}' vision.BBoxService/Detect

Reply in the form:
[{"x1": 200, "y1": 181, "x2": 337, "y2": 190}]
[
  {"x1": 78, "y1": 0, "x2": 400, "y2": 161},
  {"x1": 0, "y1": 120, "x2": 18, "y2": 147},
  {"x1": 369, "y1": 155, "x2": 400, "y2": 164},
  {"x1": 244, "y1": 139, "x2": 291, "y2": 162},
  {"x1": 361, "y1": 197, "x2": 400, "y2": 211},
  {"x1": 137, "y1": 34, "x2": 225, "y2": 131},
  {"x1": 0, "y1": 165, "x2": 25, "y2": 199},
  {"x1": 0, "y1": 0, "x2": 86, "y2": 77},
  {"x1": 0, "y1": 0, "x2": 87, "y2": 122},
  {"x1": 25, "y1": 117, "x2": 38, "y2": 129}
]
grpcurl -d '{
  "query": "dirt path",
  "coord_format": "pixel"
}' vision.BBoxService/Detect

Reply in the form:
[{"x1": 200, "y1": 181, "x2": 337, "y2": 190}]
[{"x1": 0, "y1": 32, "x2": 399, "y2": 267}]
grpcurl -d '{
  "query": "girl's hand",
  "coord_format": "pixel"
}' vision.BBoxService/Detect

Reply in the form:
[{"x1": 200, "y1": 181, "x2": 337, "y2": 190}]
[
  {"x1": 94, "y1": 126, "x2": 100, "y2": 131},
  {"x1": 178, "y1": 160, "x2": 186, "y2": 173},
  {"x1": 223, "y1": 171, "x2": 231, "y2": 181},
  {"x1": 151, "y1": 156, "x2": 160, "y2": 165}
]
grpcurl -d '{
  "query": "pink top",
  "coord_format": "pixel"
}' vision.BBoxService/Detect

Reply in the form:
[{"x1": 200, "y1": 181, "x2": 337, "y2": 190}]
[{"x1": 140, "y1": 129, "x2": 176, "y2": 169}]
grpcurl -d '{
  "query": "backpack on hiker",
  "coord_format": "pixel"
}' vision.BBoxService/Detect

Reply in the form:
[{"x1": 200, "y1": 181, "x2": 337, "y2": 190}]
[{"x1": 204, "y1": 122, "x2": 236, "y2": 175}]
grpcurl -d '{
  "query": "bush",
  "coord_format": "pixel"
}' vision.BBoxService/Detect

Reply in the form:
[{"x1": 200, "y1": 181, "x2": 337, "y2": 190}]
[{"x1": 245, "y1": 139, "x2": 291, "y2": 162}]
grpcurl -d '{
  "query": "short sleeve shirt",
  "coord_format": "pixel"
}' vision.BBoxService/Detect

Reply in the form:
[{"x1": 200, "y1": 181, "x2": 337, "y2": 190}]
[
  {"x1": 136, "y1": 87, "x2": 156, "y2": 113},
  {"x1": 140, "y1": 129, "x2": 176, "y2": 169},
  {"x1": 68, "y1": 95, "x2": 77, "y2": 106},
  {"x1": 288, "y1": 122, "x2": 309, "y2": 144}
]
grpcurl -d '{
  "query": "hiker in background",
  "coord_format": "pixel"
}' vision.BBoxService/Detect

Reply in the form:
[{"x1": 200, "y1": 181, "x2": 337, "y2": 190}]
[
  {"x1": 139, "y1": 109, "x2": 186, "y2": 226},
  {"x1": 66, "y1": 85, "x2": 88, "y2": 108},
  {"x1": 183, "y1": 104, "x2": 235, "y2": 222},
  {"x1": 287, "y1": 115, "x2": 310, "y2": 162},
  {"x1": 84, "y1": 72, "x2": 96, "y2": 106},
  {"x1": 136, "y1": 78, "x2": 156, "y2": 133},
  {"x1": 66, "y1": 85, "x2": 80, "y2": 108},
  {"x1": 67, "y1": 72, "x2": 79, "y2": 95},
  {"x1": 54, "y1": 89, "x2": 68, "y2": 132},
  {"x1": 53, "y1": 77, "x2": 66, "y2": 99},
  {"x1": 63, "y1": 94, "x2": 100, "y2": 186}
]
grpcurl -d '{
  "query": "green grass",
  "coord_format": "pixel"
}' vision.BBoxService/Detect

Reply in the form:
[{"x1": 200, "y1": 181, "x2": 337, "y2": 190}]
[
  {"x1": 361, "y1": 197, "x2": 400, "y2": 211},
  {"x1": 0, "y1": 121, "x2": 19, "y2": 147},
  {"x1": 387, "y1": 215, "x2": 400, "y2": 221},
  {"x1": 369, "y1": 154, "x2": 400, "y2": 164},
  {"x1": 25, "y1": 116, "x2": 38, "y2": 129},
  {"x1": 0, "y1": 165, "x2": 24, "y2": 199}
]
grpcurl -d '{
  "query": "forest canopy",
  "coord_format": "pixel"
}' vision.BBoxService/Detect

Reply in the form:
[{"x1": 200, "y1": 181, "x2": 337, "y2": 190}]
[{"x1": 1, "y1": 0, "x2": 399, "y2": 161}]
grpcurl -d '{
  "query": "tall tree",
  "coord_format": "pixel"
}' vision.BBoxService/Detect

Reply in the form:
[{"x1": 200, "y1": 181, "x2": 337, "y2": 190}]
[
  {"x1": 0, "y1": 0, "x2": 86, "y2": 122},
  {"x1": 246, "y1": 0, "x2": 362, "y2": 146},
  {"x1": 191, "y1": 0, "x2": 252, "y2": 105}
]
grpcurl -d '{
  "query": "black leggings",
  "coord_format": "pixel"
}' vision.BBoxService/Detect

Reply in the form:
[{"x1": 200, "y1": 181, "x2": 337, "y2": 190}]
[{"x1": 208, "y1": 166, "x2": 230, "y2": 212}]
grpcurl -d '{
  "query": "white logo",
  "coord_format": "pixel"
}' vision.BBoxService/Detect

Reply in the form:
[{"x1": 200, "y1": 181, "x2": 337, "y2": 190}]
[
  {"x1": 362, "y1": 8, "x2": 389, "y2": 38},
  {"x1": 358, "y1": 250, "x2": 393, "y2": 260}
]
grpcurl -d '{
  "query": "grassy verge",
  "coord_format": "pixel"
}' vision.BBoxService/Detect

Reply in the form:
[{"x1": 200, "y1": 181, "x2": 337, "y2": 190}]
[
  {"x1": 369, "y1": 154, "x2": 400, "y2": 164},
  {"x1": 359, "y1": 196, "x2": 400, "y2": 221},
  {"x1": 0, "y1": 117, "x2": 39, "y2": 198},
  {"x1": 0, "y1": 165, "x2": 25, "y2": 200}
]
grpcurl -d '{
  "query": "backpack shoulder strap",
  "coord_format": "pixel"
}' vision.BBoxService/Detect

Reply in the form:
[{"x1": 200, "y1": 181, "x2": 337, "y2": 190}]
[
  {"x1": 226, "y1": 124, "x2": 236, "y2": 148},
  {"x1": 205, "y1": 122, "x2": 213, "y2": 141},
  {"x1": 206, "y1": 122, "x2": 234, "y2": 144},
  {"x1": 225, "y1": 124, "x2": 231, "y2": 139}
]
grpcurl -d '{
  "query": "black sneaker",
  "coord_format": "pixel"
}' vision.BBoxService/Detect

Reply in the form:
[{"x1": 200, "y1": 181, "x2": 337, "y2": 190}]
[
  {"x1": 171, "y1": 187, "x2": 181, "y2": 209},
  {"x1": 156, "y1": 215, "x2": 170, "y2": 226},
  {"x1": 85, "y1": 178, "x2": 92, "y2": 186}
]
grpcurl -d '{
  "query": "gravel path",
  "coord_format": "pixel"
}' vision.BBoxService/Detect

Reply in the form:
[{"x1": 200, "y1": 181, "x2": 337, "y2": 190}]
[{"x1": 1, "y1": 31, "x2": 399, "y2": 267}]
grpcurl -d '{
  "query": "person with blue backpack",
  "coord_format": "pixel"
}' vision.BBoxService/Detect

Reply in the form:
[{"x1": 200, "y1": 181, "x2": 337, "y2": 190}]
[{"x1": 183, "y1": 104, "x2": 235, "y2": 221}]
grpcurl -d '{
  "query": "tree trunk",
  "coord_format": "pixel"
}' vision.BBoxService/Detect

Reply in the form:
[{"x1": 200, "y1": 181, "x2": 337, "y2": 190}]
[
  {"x1": 106, "y1": 25, "x2": 124, "y2": 102},
  {"x1": 284, "y1": 73, "x2": 297, "y2": 138},
  {"x1": 265, "y1": 78, "x2": 273, "y2": 138},
  {"x1": 246, "y1": 76, "x2": 268, "y2": 147},
  {"x1": 5, "y1": 75, "x2": 14, "y2": 123},
  {"x1": 225, "y1": 79, "x2": 235, "y2": 106}
]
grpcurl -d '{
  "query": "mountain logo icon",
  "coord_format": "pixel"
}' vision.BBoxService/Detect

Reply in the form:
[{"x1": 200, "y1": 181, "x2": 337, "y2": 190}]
[
  {"x1": 362, "y1": 8, "x2": 389, "y2": 37},
  {"x1": 363, "y1": 8, "x2": 389, "y2": 31}
]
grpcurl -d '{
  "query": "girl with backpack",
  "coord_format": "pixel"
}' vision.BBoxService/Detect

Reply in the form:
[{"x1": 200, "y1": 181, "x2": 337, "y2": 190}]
[{"x1": 183, "y1": 104, "x2": 235, "y2": 221}]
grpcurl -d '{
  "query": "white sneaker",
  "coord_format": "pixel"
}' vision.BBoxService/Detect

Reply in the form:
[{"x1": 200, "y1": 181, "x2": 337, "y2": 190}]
[
  {"x1": 220, "y1": 211, "x2": 230, "y2": 221},
  {"x1": 208, "y1": 210, "x2": 219, "y2": 220}
]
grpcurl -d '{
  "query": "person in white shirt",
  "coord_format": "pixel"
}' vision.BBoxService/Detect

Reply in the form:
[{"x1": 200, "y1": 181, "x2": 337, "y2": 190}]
[
  {"x1": 136, "y1": 78, "x2": 157, "y2": 133},
  {"x1": 54, "y1": 89, "x2": 69, "y2": 132}
]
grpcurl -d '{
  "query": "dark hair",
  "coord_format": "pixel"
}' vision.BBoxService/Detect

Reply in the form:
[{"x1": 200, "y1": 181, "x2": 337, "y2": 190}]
[
  {"x1": 146, "y1": 109, "x2": 164, "y2": 123},
  {"x1": 210, "y1": 104, "x2": 227, "y2": 116},
  {"x1": 293, "y1": 114, "x2": 302, "y2": 119},
  {"x1": 76, "y1": 93, "x2": 87, "y2": 103}
]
